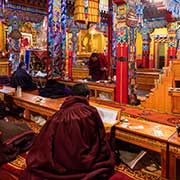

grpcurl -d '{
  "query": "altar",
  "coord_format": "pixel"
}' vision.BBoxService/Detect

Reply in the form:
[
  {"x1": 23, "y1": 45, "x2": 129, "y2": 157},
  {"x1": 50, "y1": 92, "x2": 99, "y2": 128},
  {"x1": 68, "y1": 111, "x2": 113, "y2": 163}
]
[{"x1": 0, "y1": 58, "x2": 10, "y2": 76}]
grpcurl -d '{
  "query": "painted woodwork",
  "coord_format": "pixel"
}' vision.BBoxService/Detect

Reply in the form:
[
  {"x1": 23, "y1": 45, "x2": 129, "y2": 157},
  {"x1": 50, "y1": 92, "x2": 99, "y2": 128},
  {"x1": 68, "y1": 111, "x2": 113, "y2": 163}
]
[{"x1": 115, "y1": 117, "x2": 176, "y2": 179}]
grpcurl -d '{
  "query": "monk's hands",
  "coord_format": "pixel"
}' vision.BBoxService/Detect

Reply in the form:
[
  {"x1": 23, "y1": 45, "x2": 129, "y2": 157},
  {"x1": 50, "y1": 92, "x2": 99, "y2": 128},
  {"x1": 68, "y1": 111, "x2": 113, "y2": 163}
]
[{"x1": 100, "y1": 67, "x2": 107, "y2": 71}]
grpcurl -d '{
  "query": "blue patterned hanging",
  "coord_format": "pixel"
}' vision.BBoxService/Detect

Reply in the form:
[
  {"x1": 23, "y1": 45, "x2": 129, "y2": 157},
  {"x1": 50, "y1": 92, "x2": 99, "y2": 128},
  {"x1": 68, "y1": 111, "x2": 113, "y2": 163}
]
[
  {"x1": 166, "y1": 0, "x2": 180, "y2": 18},
  {"x1": 135, "y1": 2, "x2": 144, "y2": 30}
]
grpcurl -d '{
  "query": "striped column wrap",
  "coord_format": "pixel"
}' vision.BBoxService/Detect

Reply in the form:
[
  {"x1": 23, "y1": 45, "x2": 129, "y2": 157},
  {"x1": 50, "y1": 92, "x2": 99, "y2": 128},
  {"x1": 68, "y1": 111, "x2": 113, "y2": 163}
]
[
  {"x1": 53, "y1": 0, "x2": 62, "y2": 77},
  {"x1": 47, "y1": 0, "x2": 53, "y2": 78},
  {"x1": 128, "y1": 27, "x2": 137, "y2": 104},
  {"x1": 60, "y1": 0, "x2": 67, "y2": 78}
]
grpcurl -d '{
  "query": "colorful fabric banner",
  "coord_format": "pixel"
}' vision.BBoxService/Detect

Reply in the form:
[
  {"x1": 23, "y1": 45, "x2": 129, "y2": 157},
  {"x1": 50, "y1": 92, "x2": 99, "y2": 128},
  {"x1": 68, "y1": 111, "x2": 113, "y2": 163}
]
[{"x1": 47, "y1": 0, "x2": 67, "y2": 79}]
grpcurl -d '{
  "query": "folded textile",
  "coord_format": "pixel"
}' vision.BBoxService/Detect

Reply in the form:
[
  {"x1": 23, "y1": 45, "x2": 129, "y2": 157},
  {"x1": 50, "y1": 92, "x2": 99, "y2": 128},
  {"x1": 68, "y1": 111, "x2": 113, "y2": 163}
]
[
  {"x1": 0, "y1": 120, "x2": 35, "y2": 166},
  {"x1": 39, "y1": 79, "x2": 71, "y2": 98}
]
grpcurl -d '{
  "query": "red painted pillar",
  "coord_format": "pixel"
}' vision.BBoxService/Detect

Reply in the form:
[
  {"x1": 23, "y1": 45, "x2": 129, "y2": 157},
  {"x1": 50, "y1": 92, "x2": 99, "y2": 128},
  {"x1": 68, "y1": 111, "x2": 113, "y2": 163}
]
[
  {"x1": 167, "y1": 22, "x2": 177, "y2": 66},
  {"x1": 107, "y1": 0, "x2": 113, "y2": 78},
  {"x1": 114, "y1": 2, "x2": 128, "y2": 104},
  {"x1": 116, "y1": 42, "x2": 128, "y2": 104},
  {"x1": 142, "y1": 28, "x2": 150, "y2": 68},
  {"x1": 68, "y1": 50, "x2": 72, "y2": 79},
  {"x1": 142, "y1": 44, "x2": 150, "y2": 68},
  {"x1": 167, "y1": 46, "x2": 176, "y2": 66}
]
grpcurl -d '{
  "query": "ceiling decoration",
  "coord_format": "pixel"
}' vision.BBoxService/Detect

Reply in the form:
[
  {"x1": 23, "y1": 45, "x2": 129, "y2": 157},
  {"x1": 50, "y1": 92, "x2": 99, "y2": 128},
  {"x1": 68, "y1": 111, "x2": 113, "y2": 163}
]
[
  {"x1": 8, "y1": 0, "x2": 47, "y2": 11},
  {"x1": 0, "y1": 0, "x2": 179, "y2": 24},
  {"x1": 142, "y1": 0, "x2": 166, "y2": 20},
  {"x1": 0, "y1": 0, "x2": 47, "y2": 23},
  {"x1": 4, "y1": 3, "x2": 46, "y2": 23},
  {"x1": 164, "y1": 0, "x2": 180, "y2": 18}
]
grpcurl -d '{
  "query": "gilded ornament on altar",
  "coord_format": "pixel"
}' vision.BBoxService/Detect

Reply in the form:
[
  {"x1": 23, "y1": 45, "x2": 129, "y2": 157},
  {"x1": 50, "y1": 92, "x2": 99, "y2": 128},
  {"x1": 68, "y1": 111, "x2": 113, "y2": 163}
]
[{"x1": 78, "y1": 28, "x2": 106, "y2": 54}]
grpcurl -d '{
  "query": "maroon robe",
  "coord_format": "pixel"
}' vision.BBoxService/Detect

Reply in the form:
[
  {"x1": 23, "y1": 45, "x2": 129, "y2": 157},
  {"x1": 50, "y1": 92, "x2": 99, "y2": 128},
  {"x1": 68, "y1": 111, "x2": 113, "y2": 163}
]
[
  {"x1": 20, "y1": 96, "x2": 115, "y2": 180},
  {"x1": 88, "y1": 57, "x2": 102, "y2": 81},
  {"x1": 88, "y1": 53, "x2": 108, "y2": 81},
  {"x1": 98, "y1": 53, "x2": 108, "y2": 80}
]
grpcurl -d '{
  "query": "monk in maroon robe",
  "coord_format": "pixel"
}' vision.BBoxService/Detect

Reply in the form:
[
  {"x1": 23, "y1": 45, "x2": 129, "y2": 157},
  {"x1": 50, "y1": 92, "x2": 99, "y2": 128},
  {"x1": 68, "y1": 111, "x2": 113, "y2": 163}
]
[
  {"x1": 11, "y1": 62, "x2": 37, "y2": 91},
  {"x1": 20, "y1": 83, "x2": 115, "y2": 180},
  {"x1": 88, "y1": 53, "x2": 108, "y2": 81},
  {"x1": 98, "y1": 53, "x2": 109, "y2": 80}
]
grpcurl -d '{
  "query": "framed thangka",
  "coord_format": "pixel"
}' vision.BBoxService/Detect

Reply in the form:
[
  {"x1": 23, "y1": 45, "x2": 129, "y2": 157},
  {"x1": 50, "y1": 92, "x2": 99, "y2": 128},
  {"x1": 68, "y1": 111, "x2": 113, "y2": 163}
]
[{"x1": 20, "y1": 32, "x2": 33, "y2": 50}]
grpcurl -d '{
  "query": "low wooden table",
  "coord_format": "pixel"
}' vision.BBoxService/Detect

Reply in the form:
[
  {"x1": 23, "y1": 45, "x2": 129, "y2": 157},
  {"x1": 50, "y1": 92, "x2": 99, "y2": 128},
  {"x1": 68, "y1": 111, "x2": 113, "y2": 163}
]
[
  {"x1": 0, "y1": 87, "x2": 120, "y2": 135},
  {"x1": 12, "y1": 93, "x2": 65, "y2": 119},
  {"x1": 58, "y1": 80, "x2": 116, "y2": 101},
  {"x1": 168, "y1": 132, "x2": 180, "y2": 180},
  {"x1": 0, "y1": 59, "x2": 10, "y2": 76},
  {"x1": 115, "y1": 117, "x2": 176, "y2": 179}
]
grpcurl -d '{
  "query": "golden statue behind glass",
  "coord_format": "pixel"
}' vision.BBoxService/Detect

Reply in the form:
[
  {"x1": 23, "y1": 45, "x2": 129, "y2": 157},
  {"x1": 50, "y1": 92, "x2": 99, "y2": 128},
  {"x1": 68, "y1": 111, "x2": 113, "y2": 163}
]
[{"x1": 77, "y1": 27, "x2": 107, "y2": 56}]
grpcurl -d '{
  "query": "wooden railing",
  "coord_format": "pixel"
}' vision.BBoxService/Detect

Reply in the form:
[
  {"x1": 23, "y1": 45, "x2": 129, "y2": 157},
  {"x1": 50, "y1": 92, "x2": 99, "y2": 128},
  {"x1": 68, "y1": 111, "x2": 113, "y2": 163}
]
[
  {"x1": 141, "y1": 61, "x2": 180, "y2": 113},
  {"x1": 136, "y1": 70, "x2": 160, "y2": 91}
]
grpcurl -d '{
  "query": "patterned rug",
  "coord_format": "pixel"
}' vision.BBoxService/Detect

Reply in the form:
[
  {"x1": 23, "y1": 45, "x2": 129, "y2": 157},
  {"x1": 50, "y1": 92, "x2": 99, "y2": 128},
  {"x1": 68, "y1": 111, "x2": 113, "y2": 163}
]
[
  {"x1": 1, "y1": 117, "x2": 41, "y2": 178},
  {"x1": 2, "y1": 156, "x2": 162, "y2": 180},
  {"x1": 120, "y1": 105, "x2": 180, "y2": 127},
  {"x1": 1, "y1": 116, "x2": 164, "y2": 180},
  {"x1": 91, "y1": 100, "x2": 180, "y2": 127},
  {"x1": 115, "y1": 164, "x2": 161, "y2": 180}
]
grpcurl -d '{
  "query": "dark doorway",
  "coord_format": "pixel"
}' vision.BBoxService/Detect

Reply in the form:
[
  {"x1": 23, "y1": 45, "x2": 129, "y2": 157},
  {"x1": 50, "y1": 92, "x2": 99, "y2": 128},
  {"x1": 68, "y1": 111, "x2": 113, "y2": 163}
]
[{"x1": 157, "y1": 43, "x2": 165, "y2": 69}]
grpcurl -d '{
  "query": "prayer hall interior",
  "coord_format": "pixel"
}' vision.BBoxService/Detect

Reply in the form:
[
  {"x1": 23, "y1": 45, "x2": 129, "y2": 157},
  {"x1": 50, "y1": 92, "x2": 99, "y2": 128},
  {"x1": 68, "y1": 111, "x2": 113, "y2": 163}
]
[{"x1": 0, "y1": 0, "x2": 180, "y2": 179}]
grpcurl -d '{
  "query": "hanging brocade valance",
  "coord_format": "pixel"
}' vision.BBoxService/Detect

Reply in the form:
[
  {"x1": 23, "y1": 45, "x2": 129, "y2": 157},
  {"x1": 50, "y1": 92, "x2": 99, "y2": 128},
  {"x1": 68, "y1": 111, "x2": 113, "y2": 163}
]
[{"x1": 74, "y1": 0, "x2": 99, "y2": 23}]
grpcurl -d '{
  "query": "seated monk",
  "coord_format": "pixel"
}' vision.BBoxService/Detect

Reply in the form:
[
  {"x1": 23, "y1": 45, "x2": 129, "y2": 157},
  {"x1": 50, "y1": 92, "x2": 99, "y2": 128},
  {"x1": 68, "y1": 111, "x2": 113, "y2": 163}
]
[
  {"x1": 11, "y1": 62, "x2": 37, "y2": 91},
  {"x1": 20, "y1": 83, "x2": 115, "y2": 180}
]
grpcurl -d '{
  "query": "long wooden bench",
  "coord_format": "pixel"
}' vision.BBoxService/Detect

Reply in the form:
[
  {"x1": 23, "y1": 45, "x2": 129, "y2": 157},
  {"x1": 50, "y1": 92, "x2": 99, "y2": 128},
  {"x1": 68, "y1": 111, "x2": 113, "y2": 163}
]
[
  {"x1": 58, "y1": 80, "x2": 116, "y2": 101},
  {"x1": 136, "y1": 71, "x2": 160, "y2": 91}
]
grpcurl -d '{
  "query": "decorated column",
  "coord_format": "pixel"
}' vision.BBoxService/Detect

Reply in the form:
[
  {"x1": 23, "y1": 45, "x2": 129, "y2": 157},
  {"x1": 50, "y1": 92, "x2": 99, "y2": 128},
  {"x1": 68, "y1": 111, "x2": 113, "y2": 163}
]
[
  {"x1": 8, "y1": 16, "x2": 22, "y2": 73},
  {"x1": 114, "y1": 1, "x2": 128, "y2": 104},
  {"x1": 47, "y1": 0, "x2": 67, "y2": 79},
  {"x1": 108, "y1": 0, "x2": 113, "y2": 78},
  {"x1": 128, "y1": 27, "x2": 137, "y2": 105},
  {"x1": 176, "y1": 24, "x2": 180, "y2": 59},
  {"x1": 167, "y1": 22, "x2": 177, "y2": 66},
  {"x1": 68, "y1": 20, "x2": 80, "y2": 79},
  {"x1": 126, "y1": 0, "x2": 139, "y2": 105},
  {"x1": 142, "y1": 23, "x2": 151, "y2": 68}
]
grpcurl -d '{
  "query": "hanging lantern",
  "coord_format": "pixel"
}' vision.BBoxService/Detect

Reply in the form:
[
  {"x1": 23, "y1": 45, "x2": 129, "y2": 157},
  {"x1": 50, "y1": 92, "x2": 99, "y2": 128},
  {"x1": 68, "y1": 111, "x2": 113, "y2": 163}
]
[{"x1": 74, "y1": 0, "x2": 99, "y2": 23}]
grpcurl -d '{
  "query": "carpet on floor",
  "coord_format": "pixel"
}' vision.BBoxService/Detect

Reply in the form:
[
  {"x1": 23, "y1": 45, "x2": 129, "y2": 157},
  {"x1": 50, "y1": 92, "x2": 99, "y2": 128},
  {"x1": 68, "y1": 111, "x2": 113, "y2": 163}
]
[
  {"x1": 2, "y1": 153, "x2": 162, "y2": 180},
  {"x1": 91, "y1": 100, "x2": 180, "y2": 127},
  {"x1": 115, "y1": 163, "x2": 161, "y2": 180},
  {"x1": 120, "y1": 105, "x2": 180, "y2": 127},
  {"x1": 0, "y1": 113, "x2": 170, "y2": 180}
]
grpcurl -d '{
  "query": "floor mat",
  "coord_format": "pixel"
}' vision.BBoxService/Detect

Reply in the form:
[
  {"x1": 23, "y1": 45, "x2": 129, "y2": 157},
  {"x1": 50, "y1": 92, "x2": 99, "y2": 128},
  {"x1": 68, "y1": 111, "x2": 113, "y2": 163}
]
[
  {"x1": 115, "y1": 163, "x2": 161, "y2": 180},
  {"x1": 120, "y1": 105, "x2": 180, "y2": 127}
]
